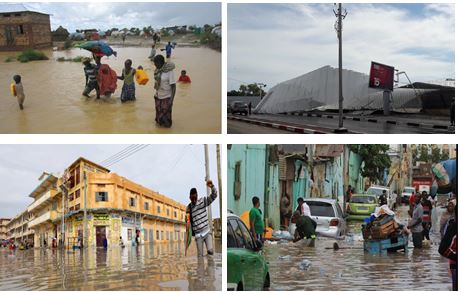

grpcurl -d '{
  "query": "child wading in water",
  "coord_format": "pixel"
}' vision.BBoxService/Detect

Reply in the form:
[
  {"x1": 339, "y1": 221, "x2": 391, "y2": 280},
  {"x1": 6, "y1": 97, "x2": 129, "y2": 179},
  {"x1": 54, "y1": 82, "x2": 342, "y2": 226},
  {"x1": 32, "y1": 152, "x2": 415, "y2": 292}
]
[
  {"x1": 11, "y1": 75, "x2": 25, "y2": 110},
  {"x1": 82, "y1": 57, "x2": 100, "y2": 99},
  {"x1": 118, "y1": 59, "x2": 136, "y2": 102}
]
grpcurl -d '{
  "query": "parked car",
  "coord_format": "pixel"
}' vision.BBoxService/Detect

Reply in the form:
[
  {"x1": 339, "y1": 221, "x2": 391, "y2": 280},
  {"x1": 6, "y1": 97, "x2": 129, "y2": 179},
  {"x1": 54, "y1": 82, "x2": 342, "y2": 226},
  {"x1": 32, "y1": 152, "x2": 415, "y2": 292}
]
[
  {"x1": 366, "y1": 185, "x2": 396, "y2": 210},
  {"x1": 230, "y1": 101, "x2": 248, "y2": 115},
  {"x1": 401, "y1": 186, "x2": 416, "y2": 204},
  {"x1": 347, "y1": 194, "x2": 378, "y2": 220},
  {"x1": 227, "y1": 210, "x2": 270, "y2": 291},
  {"x1": 290, "y1": 198, "x2": 347, "y2": 239}
]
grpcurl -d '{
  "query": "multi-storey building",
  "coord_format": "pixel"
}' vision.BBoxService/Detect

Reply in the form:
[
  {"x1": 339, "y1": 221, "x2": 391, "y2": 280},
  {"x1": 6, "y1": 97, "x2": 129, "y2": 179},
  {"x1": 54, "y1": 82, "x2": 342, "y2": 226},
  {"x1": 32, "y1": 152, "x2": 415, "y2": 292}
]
[
  {"x1": 25, "y1": 157, "x2": 186, "y2": 248},
  {"x1": 0, "y1": 218, "x2": 11, "y2": 241}
]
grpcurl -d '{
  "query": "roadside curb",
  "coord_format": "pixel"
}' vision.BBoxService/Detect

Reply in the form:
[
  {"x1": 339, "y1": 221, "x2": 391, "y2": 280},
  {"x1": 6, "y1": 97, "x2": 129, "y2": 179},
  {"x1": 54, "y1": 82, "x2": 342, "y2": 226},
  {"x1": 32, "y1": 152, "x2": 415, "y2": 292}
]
[
  {"x1": 228, "y1": 116, "x2": 327, "y2": 134},
  {"x1": 282, "y1": 112, "x2": 452, "y2": 131}
]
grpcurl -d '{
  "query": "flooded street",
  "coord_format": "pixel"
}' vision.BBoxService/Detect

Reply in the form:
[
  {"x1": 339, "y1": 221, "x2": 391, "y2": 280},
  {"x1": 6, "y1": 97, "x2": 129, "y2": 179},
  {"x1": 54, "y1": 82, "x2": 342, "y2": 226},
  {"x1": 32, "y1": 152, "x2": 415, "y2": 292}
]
[
  {"x1": 0, "y1": 46, "x2": 221, "y2": 133},
  {"x1": 0, "y1": 240, "x2": 222, "y2": 290},
  {"x1": 264, "y1": 205, "x2": 452, "y2": 291}
]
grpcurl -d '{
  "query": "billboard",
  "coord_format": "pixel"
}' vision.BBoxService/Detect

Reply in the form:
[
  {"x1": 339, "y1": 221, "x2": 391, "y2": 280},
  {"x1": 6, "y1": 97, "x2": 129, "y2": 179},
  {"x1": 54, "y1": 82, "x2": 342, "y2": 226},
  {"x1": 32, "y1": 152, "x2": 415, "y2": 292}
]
[{"x1": 369, "y1": 61, "x2": 394, "y2": 91}]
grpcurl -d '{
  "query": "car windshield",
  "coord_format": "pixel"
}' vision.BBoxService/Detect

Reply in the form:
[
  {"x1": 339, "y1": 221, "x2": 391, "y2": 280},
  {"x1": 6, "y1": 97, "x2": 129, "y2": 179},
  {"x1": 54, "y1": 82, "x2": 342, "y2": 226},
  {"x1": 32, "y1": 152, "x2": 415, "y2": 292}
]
[
  {"x1": 367, "y1": 188, "x2": 386, "y2": 196},
  {"x1": 351, "y1": 196, "x2": 376, "y2": 204},
  {"x1": 306, "y1": 201, "x2": 335, "y2": 217},
  {"x1": 403, "y1": 187, "x2": 415, "y2": 193}
]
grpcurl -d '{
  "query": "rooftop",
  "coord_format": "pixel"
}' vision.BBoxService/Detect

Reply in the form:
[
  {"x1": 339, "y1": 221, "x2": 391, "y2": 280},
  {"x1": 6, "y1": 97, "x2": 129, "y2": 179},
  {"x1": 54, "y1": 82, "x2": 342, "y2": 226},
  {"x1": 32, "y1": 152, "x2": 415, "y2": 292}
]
[{"x1": 0, "y1": 4, "x2": 49, "y2": 15}]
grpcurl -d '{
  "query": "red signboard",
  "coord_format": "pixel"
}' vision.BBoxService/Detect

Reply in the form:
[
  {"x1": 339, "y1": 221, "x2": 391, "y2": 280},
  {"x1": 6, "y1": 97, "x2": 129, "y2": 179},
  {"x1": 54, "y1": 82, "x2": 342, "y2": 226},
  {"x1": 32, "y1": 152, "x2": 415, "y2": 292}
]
[{"x1": 369, "y1": 61, "x2": 394, "y2": 91}]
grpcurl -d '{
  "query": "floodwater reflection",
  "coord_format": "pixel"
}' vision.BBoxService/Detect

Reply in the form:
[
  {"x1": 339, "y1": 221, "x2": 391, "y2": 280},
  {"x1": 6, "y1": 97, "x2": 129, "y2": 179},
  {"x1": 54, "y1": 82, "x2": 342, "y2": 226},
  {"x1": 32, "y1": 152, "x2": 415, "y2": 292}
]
[{"x1": 0, "y1": 240, "x2": 222, "y2": 290}]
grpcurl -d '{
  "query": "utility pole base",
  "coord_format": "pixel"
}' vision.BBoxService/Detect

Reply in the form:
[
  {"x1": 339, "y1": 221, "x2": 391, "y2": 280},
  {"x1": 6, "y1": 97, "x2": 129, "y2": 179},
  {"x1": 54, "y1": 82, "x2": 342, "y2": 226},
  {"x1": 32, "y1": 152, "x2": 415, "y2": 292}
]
[{"x1": 334, "y1": 127, "x2": 348, "y2": 133}]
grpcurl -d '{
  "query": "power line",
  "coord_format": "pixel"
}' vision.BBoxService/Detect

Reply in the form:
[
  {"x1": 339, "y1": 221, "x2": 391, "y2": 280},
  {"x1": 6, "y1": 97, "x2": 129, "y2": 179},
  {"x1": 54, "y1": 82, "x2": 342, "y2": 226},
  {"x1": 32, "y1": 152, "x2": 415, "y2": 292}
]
[
  {"x1": 105, "y1": 145, "x2": 150, "y2": 167},
  {"x1": 100, "y1": 144, "x2": 140, "y2": 165}
]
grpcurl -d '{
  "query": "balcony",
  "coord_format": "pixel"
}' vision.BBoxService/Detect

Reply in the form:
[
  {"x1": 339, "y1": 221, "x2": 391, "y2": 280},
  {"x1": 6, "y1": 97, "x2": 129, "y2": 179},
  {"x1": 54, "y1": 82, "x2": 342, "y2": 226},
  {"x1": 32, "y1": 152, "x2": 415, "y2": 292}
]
[
  {"x1": 28, "y1": 211, "x2": 53, "y2": 228},
  {"x1": 27, "y1": 190, "x2": 57, "y2": 213}
]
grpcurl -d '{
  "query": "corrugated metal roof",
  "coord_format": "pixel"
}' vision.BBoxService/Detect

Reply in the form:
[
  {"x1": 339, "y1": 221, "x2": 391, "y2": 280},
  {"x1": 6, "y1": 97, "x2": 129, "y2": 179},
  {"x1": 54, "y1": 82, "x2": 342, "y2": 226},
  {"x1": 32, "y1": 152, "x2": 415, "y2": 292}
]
[{"x1": 0, "y1": 4, "x2": 48, "y2": 15}]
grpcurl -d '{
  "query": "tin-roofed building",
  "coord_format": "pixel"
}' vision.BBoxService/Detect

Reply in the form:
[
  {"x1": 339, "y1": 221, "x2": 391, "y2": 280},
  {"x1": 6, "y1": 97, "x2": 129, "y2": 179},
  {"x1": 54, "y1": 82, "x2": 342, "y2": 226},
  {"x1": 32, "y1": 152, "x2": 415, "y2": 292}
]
[{"x1": 0, "y1": 4, "x2": 52, "y2": 51}]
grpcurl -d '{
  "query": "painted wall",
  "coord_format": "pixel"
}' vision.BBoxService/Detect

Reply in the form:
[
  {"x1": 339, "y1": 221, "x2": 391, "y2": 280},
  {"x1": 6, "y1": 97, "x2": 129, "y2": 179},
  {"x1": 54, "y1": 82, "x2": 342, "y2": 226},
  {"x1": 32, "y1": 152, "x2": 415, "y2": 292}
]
[{"x1": 227, "y1": 144, "x2": 266, "y2": 216}]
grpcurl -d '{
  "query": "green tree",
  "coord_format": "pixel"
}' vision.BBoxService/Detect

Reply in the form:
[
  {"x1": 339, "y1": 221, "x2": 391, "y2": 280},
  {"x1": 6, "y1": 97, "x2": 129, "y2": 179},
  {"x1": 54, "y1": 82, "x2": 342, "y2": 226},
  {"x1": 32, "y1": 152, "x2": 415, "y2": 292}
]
[
  {"x1": 349, "y1": 145, "x2": 391, "y2": 184},
  {"x1": 430, "y1": 145, "x2": 441, "y2": 163},
  {"x1": 441, "y1": 149, "x2": 450, "y2": 161},
  {"x1": 418, "y1": 144, "x2": 430, "y2": 163}
]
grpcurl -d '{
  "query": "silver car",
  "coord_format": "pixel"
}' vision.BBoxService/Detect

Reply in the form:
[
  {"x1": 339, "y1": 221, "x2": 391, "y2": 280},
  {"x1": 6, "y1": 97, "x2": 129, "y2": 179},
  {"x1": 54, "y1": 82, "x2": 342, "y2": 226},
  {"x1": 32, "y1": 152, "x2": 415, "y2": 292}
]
[{"x1": 289, "y1": 198, "x2": 347, "y2": 239}]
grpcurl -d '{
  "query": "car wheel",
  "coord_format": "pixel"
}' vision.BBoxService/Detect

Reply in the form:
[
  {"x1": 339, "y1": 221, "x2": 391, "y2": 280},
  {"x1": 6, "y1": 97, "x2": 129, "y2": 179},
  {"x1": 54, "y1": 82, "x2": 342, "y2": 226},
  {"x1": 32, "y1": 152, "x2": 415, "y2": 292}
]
[
  {"x1": 263, "y1": 273, "x2": 270, "y2": 289},
  {"x1": 237, "y1": 282, "x2": 244, "y2": 291}
]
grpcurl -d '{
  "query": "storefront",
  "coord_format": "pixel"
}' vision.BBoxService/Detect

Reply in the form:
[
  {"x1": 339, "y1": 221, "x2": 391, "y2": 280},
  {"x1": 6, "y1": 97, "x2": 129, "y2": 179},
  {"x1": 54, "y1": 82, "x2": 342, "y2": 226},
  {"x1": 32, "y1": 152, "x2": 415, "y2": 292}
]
[{"x1": 121, "y1": 213, "x2": 141, "y2": 246}]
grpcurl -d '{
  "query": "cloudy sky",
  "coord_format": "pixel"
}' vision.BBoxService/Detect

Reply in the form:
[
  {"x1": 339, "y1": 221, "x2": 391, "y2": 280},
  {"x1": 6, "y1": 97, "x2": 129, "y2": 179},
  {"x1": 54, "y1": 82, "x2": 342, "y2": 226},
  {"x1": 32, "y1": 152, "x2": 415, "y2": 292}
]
[
  {"x1": 228, "y1": 3, "x2": 454, "y2": 90},
  {"x1": 0, "y1": 145, "x2": 221, "y2": 219},
  {"x1": 19, "y1": 2, "x2": 221, "y2": 32}
]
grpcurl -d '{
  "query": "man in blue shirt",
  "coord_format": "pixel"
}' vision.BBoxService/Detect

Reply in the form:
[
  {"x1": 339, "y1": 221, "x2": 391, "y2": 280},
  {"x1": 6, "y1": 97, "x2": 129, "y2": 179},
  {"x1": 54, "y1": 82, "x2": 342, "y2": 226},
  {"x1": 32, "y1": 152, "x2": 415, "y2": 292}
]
[{"x1": 162, "y1": 41, "x2": 175, "y2": 58}]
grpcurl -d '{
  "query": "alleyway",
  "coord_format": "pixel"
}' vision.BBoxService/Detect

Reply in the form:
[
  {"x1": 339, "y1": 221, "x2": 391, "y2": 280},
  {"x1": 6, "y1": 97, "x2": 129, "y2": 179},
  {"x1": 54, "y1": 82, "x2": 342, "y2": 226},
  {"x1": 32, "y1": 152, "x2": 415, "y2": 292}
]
[
  {"x1": 0, "y1": 240, "x2": 222, "y2": 290},
  {"x1": 264, "y1": 205, "x2": 451, "y2": 291}
]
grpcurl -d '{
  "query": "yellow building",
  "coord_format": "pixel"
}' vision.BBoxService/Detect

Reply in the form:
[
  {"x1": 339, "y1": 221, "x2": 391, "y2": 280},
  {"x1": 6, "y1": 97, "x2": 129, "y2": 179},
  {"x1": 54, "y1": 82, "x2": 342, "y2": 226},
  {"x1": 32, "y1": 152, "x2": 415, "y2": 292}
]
[
  {"x1": 61, "y1": 157, "x2": 187, "y2": 248},
  {"x1": 0, "y1": 218, "x2": 11, "y2": 241}
]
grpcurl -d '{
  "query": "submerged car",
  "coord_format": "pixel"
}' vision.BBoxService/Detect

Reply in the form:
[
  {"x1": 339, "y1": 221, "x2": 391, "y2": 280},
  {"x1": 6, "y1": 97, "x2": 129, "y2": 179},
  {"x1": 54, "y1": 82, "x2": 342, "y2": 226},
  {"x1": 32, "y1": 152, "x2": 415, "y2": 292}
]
[
  {"x1": 289, "y1": 198, "x2": 347, "y2": 239},
  {"x1": 401, "y1": 186, "x2": 416, "y2": 204},
  {"x1": 347, "y1": 194, "x2": 378, "y2": 220},
  {"x1": 230, "y1": 101, "x2": 249, "y2": 115},
  {"x1": 227, "y1": 210, "x2": 270, "y2": 291}
]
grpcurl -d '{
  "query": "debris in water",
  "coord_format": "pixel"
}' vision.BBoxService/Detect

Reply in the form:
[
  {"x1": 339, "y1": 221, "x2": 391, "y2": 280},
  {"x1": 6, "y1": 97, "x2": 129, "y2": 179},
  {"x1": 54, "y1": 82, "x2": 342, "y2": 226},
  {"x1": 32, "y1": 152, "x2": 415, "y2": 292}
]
[{"x1": 298, "y1": 259, "x2": 311, "y2": 270}]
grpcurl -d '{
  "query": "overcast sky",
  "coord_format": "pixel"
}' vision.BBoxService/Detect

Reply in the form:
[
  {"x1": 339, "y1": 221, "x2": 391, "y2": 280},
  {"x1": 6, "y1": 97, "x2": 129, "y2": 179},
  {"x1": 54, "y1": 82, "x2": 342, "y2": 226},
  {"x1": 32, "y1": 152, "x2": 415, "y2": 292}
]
[
  {"x1": 20, "y1": 2, "x2": 221, "y2": 32},
  {"x1": 0, "y1": 145, "x2": 222, "y2": 219},
  {"x1": 228, "y1": 3, "x2": 454, "y2": 90}
]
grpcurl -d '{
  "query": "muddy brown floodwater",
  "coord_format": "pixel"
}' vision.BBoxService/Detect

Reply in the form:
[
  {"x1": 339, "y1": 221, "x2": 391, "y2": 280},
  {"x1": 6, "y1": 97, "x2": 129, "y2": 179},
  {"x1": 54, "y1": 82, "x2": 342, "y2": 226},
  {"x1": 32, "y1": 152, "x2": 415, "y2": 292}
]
[
  {"x1": 264, "y1": 205, "x2": 452, "y2": 291},
  {"x1": 0, "y1": 46, "x2": 221, "y2": 133},
  {"x1": 0, "y1": 240, "x2": 222, "y2": 290}
]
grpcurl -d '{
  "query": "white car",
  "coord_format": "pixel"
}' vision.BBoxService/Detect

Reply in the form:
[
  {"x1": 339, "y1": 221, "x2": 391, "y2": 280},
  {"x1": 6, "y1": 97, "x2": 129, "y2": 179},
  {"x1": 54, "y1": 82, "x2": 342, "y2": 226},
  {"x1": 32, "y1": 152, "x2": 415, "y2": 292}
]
[
  {"x1": 366, "y1": 185, "x2": 396, "y2": 210},
  {"x1": 401, "y1": 186, "x2": 416, "y2": 204}
]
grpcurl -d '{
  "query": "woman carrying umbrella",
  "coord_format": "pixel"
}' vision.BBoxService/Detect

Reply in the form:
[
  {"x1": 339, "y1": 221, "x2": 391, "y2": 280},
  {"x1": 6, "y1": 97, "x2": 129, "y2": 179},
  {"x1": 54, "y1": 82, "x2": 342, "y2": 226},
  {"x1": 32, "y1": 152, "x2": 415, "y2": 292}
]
[{"x1": 153, "y1": 55, "x2": 176, "y2": 127}]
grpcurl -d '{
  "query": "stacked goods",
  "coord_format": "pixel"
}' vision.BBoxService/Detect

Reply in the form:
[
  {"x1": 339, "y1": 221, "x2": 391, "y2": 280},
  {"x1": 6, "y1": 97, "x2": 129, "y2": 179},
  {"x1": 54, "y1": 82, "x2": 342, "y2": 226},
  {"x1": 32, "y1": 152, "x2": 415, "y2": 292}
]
[{"x1": 362, "y1": 214, "x2": 402, "y2": 240}]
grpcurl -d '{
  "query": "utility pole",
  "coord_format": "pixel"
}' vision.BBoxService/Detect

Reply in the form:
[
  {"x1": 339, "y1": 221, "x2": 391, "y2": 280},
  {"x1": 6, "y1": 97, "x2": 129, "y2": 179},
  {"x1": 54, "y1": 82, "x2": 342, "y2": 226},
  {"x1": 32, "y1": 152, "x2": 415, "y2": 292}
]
[
  {"x1": 216, "y1": 144, "x2": 222, "y2": 220},
  {"x1": 334, "y1": 3, "x2": 348, "y2": 133},
  {"x1": 256, "y1": 82, "x2": 267, "y2": 100},
  {"x1": 83, "y1": 171, "x2": 88, "y2": 248},
  {"x1": 204, "y1": 145, "x2": 214, "y2": 248}
]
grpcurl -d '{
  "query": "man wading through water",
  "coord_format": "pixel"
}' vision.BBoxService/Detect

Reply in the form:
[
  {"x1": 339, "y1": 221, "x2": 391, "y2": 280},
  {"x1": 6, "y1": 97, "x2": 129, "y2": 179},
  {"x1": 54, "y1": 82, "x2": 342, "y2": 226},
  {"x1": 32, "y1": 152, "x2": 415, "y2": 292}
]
[{"x1": 187, "y1": 180, "x2": 218, "y2": 257}]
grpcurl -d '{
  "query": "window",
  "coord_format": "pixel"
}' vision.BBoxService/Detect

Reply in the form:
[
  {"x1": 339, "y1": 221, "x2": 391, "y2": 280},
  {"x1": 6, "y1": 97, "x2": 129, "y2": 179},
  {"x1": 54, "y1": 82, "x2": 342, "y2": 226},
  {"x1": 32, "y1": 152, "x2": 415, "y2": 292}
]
[
  {"x1": 144, "y1": 230, "x2": 147, "y2": 241},
  {"x1": 161, "y1": 231, "x2": 164, "y2": 240},
  {"x1": 3, "y1": 14, "x2": 11, "y2": 17},
  {"x1": 69, "y1": 206, "x2": 74, "y2": 211},
  {"x1": 174, "y1": 211, "x2": 177, "y2": 218},
  {"x1": 129, "y1": 198, "x2": 136, "y2": 207},
  {"x1": 14, "y1": 13, "x2": 21, "y2": 17},
  {"x1": 69, "y1": 193, "x2": 74, "y2": 201},
  {"x1": 167, "y1": 209, "x2": 170, "y2": 216},
  {"x1": 75, "y1": 189, "x2": 80, "y2": 199},
  {"x1": 128, "y1": 229, "x2": 132, "y2": 240},
  {"x1": 75, "y1": 204, "x2": 80, "y2": 211},
  {"x1": 95, "y1": 192, "x2": 108, "y2": 202},
  {"x1": 227, "y1": 222, "x2": 237, "y2": 248},
  {"x1": 144, "y1": 202, "x2": 149, "y2": 211},
  {"x1": 17, "y1": 25, "x2": 24, "y2": 34},
  {"x1": 166, "y1": 232, "x2": 169, "y2": 241},
  {"x1": 52, "y1": 201, "x2": 57, "y2": 211},
  {"x1": 157, "y1": 206, "x2": 161, "y2": 214},
  {"x1": 75, "y1": 167, "x2": 80, "y2": 185},
  {"x1": 156, "y1": 230, "x2": 159, "y2": 240}
]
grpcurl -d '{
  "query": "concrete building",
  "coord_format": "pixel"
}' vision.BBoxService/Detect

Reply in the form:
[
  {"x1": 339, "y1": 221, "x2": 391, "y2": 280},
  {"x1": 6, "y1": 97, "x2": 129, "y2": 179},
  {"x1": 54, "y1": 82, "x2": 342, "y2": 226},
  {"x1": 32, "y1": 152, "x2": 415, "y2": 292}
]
[
  {"x1": 62, "y1": 157, "x2": 186, "y2": 248},
  {"x1": 0, "y1": 218, "x2": 11, "y2": 241},
  {"x1": 6, "y1": 209, "x2": 34, "y2": 245},
  {"x1": 13, "y1": 157, "x2": 186, "y2": 249},
  {"x1": 0, "y1": 4, "x2": 52, "y2": 51}
]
